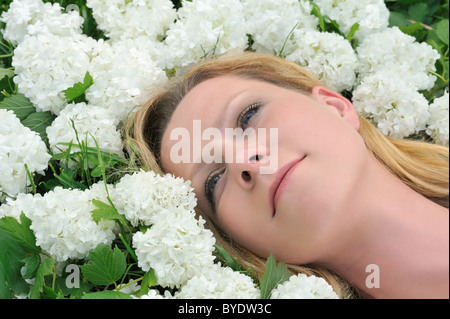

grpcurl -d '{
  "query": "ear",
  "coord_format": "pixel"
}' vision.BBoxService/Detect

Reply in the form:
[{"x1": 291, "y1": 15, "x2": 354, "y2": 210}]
[{"x1": 311, "y1": 86, "x2": 360, "y2": 131}]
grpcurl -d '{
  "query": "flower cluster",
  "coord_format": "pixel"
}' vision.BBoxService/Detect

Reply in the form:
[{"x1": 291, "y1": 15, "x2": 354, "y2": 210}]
[
  {"x1": 353, "y1": 27, "x2": 442, "y2": 139},
  {"x1": 46, "y1": 102, "x2": 124, "y2": 161},
  {"x1": 112, "y1": 171, "x2": 197, "y2": 227},
  {"x1": 4, "y1": 0, "x2": 167, "y2": 124},
  {"x1": 270, "y1": 273, "x2": 339, "y2": 299},
  {"x1": 0, "y1": 109, "x2": 51, "y2": 199},
  {"x1": 0, "y1": 0, "x2": 83, "y2": 45},
  {"x1": 313, "y1": 0, "x2": 390, "y2": 40},
  {"x1": 426, "y1": 90, "x2": 449, "y2": 146},
  {"x1": 0, "y1": 182, "x2": 116, "y2": 261},
  {"x1": 86, "y1": 0, "x2": 176, "y2": 42}
]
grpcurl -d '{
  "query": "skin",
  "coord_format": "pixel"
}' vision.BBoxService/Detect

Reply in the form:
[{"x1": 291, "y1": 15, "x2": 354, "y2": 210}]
[{"x1": 160, "y1": 76, "x2": 449, "y2": 298}]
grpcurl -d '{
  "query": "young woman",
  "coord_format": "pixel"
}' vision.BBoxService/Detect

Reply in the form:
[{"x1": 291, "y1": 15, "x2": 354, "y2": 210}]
[{"x1": 126, "y1": 52, "x2": 449, "y2": 298}]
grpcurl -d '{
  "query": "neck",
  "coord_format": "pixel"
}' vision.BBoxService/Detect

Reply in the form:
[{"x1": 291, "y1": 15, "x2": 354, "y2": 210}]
[{"x1": 320, "y1": 154, "x2": 449, "y2": 299}]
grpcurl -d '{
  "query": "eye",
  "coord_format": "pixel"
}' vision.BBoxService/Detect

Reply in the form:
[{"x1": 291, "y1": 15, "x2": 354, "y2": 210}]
[
  {"x1": 238, "y1": 103, "x2": 262, "y2": 129},
  {"x1": 204, "y1": 168, "x2": 225, "y2": 210}
]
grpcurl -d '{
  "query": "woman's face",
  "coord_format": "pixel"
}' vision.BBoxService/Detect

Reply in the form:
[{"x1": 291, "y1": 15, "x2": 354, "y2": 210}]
[{"x1": 161, "y1": 75, "x2": 368, "y2": 264}]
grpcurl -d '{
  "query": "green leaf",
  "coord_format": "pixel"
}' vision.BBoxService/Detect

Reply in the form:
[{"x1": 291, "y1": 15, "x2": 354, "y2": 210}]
[
  {"x1": 0, "y1": 68, "x2": 14, "y2": 79},
  {"x1": 21, "y1": 111, "x2": 56, "y2": 143},
  {"x1": 29, "y1": 257, "x2": 55, "y2": 299},
  {"x1": 52, "y1": 167, "x2": 88, "y2": 191},
  {"x1": 0, "y1": 229, "x2": 28, "y2": 298},
  {"x1": 63, "y1": 72, "x2": 93, "y2": 103},
  {"x1": 80, "y1": 244, "x2": 126, "y2": 286},
  {"x1": 21, "y1": 254, "x2": 41, "y2": 280},
  {"x1": 408, "y1": 3, "x2": 429, "y2": 22},
  {"x1": 137, "y1": 269, "x2": 157, "y2": 297},
  {"x1": 91, "y1": 199, "x2": 128, "y2": 226},
  {"x1": 259, "y1": 252, "x2": 291, "y2": 299},
  {"x1": 435, "y1": 19, "x2": 449, "y2": 45},
  {"x1": 0, "y1": 93, "x2": 35, "y2": 121},
  {"x1": 214, "y1": 244, "x2": 241, "y2": 272},
  {"x1": 311, "y1": 2, "x2": 326, "y2": 31},
  {"x1": 389, "y1": 11, "x2": 410, "y2": 27},
  {"x1": 81, "y1": 290, "x2": 132, "y2": 299},
  {"x1": 0, "y1": 213, "x2": 41, "y2": 254}
]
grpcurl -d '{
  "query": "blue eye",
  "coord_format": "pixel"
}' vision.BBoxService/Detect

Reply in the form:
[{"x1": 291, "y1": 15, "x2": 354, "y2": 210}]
[
  {"x1": 204, "y1": 170, "x2": 224, "y2": 210},
  {"x1": 239, "y1": 103, "x2": 262, "y2": 128},
  {"x1": 209, "y1": 174, "x2": 222, "y2": 192}
]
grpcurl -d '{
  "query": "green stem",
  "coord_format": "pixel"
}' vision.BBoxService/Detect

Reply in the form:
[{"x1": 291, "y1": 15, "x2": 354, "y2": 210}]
[
  {"x1": 427, "y1": 69, "x2": 449, "y2": 84},
  {"x1": 0, "y1": 53, "x2": 13, "y2": 58},
  {"x1": 117, "y1": 276, "x2": 144, "y2": 291},
  {"x1": 118, "y1": 233, "x2": 138, "y2": 263},
  {"x1": 52, "y1": 264, "x2": 57, "y2": 290}
]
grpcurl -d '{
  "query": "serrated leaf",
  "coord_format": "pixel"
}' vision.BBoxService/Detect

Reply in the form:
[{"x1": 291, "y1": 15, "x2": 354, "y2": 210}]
[
  {"x1": 0, "y1": 213, "x2": 41, "y2": 254},
  {"x1": 259, "y1": 253, "x2": 291, "y2": 299},
  {"x1": 0, "y1": 93, "x2": 35, "y2": 121},
  {"x1": 63, "y1": 72, "x2": 93, "y2": 103},
  {"x1": 81, "y1": 290, "x2": 132, "y2": 299},
  {"x1": 91, "y1": 199, "x2": 128, "y2": 225},
  {"x1": 80, "y1": 244, "x2": 126, "y2": 286},
  {"x1": 137, "y1": 269, "x2": 157, "y2": 297},
  {"x1": 21, "y1": 111, "x2": 56, "y2": 143},
  {"x1": 30, "y1": 257, "x2": 55, "y2": 299},
  {"x1": 0, "y1": 229, "x2": 28, "y2": 298},
  {"x1": 21, "y1": 254, "x2": 41, "y2": 279}
]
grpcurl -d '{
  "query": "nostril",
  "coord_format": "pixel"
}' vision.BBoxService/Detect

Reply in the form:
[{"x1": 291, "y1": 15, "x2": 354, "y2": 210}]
[{"x1": 241, "y1": 171, "x2": 251, "y2": 181}]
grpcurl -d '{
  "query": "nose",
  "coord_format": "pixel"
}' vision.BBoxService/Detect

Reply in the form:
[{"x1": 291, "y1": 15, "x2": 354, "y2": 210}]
[{"x1": 230, "y1": 153, "x2": 267, "y2": 187}]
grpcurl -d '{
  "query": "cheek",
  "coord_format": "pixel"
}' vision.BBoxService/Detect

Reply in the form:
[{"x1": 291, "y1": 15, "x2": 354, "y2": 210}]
[{"x1": 215, "y1": 190, "x2": 274, "y2": 257}]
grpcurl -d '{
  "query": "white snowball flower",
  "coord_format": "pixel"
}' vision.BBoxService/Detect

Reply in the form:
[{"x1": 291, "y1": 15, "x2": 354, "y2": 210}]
[
  {"x1": 86, "y1": 0, "x2": 176, "y2": 42},
  {"x1": 132, "y1": 207, "x2": 216, "y2": 288},
  {"x1": 86, "y1": 39, "x2": 167, "y2": 123},
  {"x1": 0, "y1": 185, "x2": 116, "y2": 261},
  {"x1": 0, "y1": 192, "x2": 39, "y2": 220},
  {"x1": 46, "y1": 102, "x2": 124, "y2": 163},
  {"x1": 286, "y1": 29, "x2": 358, "y2": 92},
  {"x1": 0, "y1": 109, "x2": 51, "y2": 199},
  {"x1": 112, "y1": 171, "x2": 197, "y2": 227},
  {"x1": 426, "y1": 91, "x2": 449, "y2": 146},
  {"x1": 357, "y1": 27, "x2": 440, "y2": 91},
  {"x1": 352, "y1": 69, "x2": 430, "y2": 139},
  {"x1": 313, "y1": 0, "x2": 390, "y2": 40},
  {"x1": 175, "y1": 263, "x2": 260, "y2": 299},
  {"x1": 270, "y1": 274, "x2": 339, "y2": 299},
  {"x1": 242, "y1": 0, "x2": 318, "y2": 56},
  {"x1": 30, "y1": 186, "x2": 116, "y2": 261},
  {"x1": 135, "y1": 289, "x2": 174, "y2": 299},
  {"x1": 0, "y1": 0, "x2": 83, "y2": 45},
  {"x1": 12, "y1": 33, "x2": 98, "y2": 114},
  {"x1": 163, "y1": 0, "x2": 248, "y2": 70}
]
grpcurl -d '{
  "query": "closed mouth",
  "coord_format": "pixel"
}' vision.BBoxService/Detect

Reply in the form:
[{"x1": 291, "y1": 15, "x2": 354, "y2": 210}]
[{"x1": 269, "y1": 156, "x2": 306, "y2": 217}]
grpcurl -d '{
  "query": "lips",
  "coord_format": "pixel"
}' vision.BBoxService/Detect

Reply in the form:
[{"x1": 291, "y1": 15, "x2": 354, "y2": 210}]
[{"x1": 269, "y1": 156, "x2": 305, "y2": 216}]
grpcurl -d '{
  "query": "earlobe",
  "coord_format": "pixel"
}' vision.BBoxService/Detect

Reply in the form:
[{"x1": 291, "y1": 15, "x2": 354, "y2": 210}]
[{"x1": 311, "y1": 86, "x2": 360, "y2": 131}]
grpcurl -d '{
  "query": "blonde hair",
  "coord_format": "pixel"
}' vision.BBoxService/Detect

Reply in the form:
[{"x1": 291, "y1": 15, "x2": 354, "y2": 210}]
[{"x1": 125, "y1": 52, "x2": 449, "y2": 298}]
